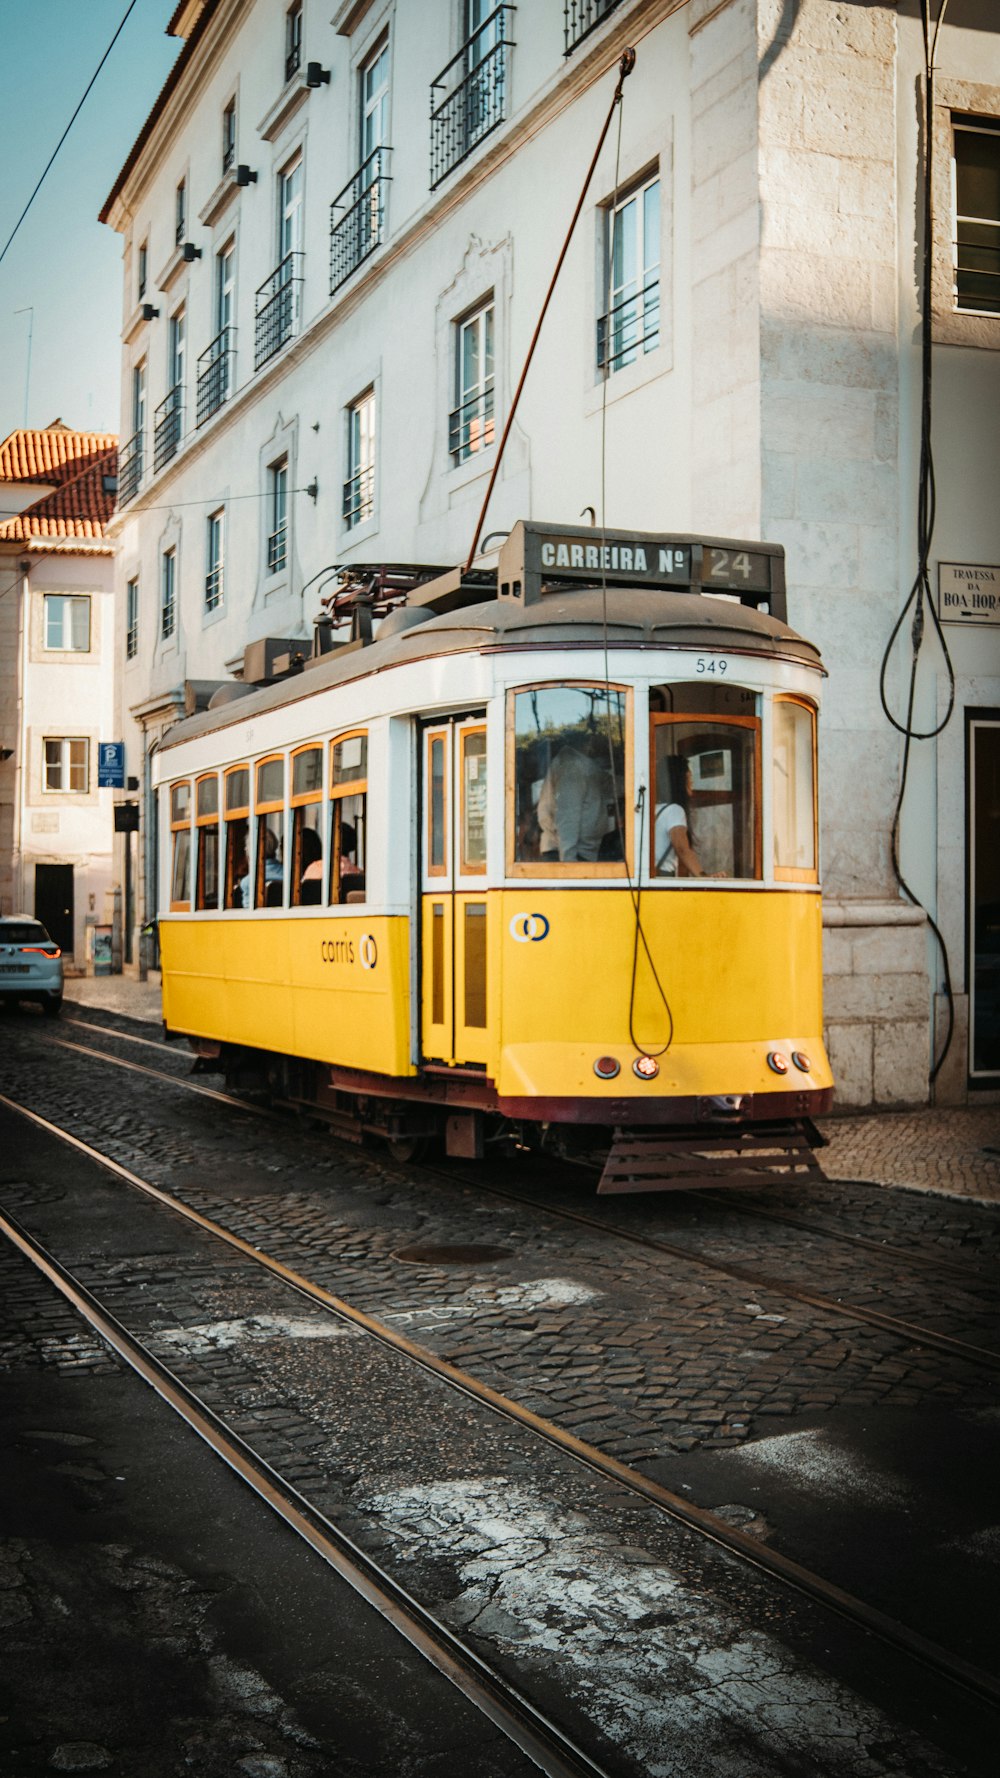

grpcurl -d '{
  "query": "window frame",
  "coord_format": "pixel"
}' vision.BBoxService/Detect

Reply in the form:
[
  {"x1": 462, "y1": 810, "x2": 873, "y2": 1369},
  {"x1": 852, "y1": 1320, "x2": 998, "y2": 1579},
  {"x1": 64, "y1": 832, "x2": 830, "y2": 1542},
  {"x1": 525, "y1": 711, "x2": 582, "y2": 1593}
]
[
  {"x1": 125, "y1": 577, "x2": 139, "y2": 661},
  {"x1": 169, "y1": 779, "x2": 192, "y2": 911},
  {"x1": 285, "y1": 0, "x2": 303, "y2": 83},
  {"x1": 206, "y1": 509, "x2": 224, "y2": 613},
  {"x1": 43, "y1": 737, "x2": 89, "y2": 795},
  {"x1": 137, "y1": 239, "x2": 148, "y2": 301},
  {"x1": 222, "y1": 97, "x2": 237, "y2": 173},
  {"x1": 223, "y1": 765, "x2": 251, "y2": 909},
  {"x1": 506, "y1": 681, "x2": 633, "y2": 879},
  {"x1": 952, "y1": 114, "x2": 1000, "y2": 317},
  {"x1": 195, "y1": 772, "x2": 221, "y2": 910},
  {"x1": 452, "y1": 297, "x2": 495, "y2": 464},
  {"x1": 175, "y1": 177, "x2": 187, "y2": 247},
  {"x1": 344, "y1": 388, "x2": 376, "y2": 530},
  {"x1": 44, "y1": 593, "x2": 91, "y2": 653},
  {"x1": 329, "y1": 729, "x2": 368, "y2": 905},
  {"x1": 600, "y1": 168, "x2": 661, "y2": 376},
  {"x1": 772, "y1": 695, "x2": 818, "y2": 884},
  {"x1": 253, "y1": 753, "x2": 286, "y2": 909},
  {"x1": 161, "y1": 547, "x2": 177, "y2": 640},
  {"x1": 268, "y1": 457, "x2": 289, "y2": 572},
  {"x1": 648, "y1": 709, "x2": 763, "y2": 883},
  {"x1": 289, "y1": 744, "x2": 325, "y2": 906}
]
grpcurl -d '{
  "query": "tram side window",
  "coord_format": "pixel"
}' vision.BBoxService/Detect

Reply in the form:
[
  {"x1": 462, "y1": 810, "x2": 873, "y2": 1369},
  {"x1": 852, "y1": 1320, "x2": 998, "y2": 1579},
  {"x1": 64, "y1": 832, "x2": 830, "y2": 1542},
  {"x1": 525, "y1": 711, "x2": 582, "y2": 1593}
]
[
  {"x1": 650, "y1": 684, "x2": 760, "y2": 880},
  {"x1": 330, "y1": 731, "x2": 367, "y2": 903},
  {"x1": 195, "y1": 774, "x2": 220, "y2": 910},
  {"x1": 773, "y1": 698, "x2": 817, "y2": 880},
  {"x1": 255, "y1": 756, "x2": 285, "y2": 908},
  {"x1": 223, "y1": 766, "x2": 250, "y2": 908},
  {"x1": 291, "y1": 745, "x2": 324, "y2": 906},
  {"x1": 510, "y1": 685, "x2": 627, "y2": 870},
  {"x1": 169, "y1": 781, "x2": 192, "y2": 911}
]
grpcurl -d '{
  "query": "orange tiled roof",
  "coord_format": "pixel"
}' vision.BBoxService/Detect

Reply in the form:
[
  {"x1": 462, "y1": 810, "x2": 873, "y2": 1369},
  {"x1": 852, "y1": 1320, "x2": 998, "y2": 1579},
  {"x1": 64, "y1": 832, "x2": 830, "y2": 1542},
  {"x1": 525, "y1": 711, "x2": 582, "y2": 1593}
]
[
  {"x1": 0, "y1": 425, "x2": 118, "y2": 487},
  {"x1": 0, "y1": 442, "x2": 118, "y2": 547}
]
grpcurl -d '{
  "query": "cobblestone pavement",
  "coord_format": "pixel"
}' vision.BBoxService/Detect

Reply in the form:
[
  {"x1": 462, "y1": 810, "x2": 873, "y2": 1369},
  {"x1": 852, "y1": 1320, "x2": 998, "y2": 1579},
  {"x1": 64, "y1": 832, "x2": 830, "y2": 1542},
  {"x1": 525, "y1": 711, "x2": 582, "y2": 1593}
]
[{"x1": 63, "y1": 974, "x2": 1000, "y2": 1204}]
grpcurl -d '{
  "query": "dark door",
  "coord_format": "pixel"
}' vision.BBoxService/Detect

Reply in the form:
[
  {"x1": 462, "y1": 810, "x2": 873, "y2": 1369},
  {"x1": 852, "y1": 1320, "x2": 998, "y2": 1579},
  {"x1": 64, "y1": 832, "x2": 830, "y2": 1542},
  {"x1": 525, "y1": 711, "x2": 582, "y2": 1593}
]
[
  {"x1": 34, "y1": 863, "x2": 74, "y2": 955},
  {"x1": 970, "y1": 716, "x2": 1000, "y2": 1079}
]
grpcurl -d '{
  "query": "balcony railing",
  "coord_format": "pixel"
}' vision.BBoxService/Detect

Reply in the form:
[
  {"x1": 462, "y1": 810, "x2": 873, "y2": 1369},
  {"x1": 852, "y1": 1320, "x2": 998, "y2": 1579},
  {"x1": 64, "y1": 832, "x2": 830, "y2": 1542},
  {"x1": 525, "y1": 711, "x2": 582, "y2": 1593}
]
[
  {"x1": 329, "y1": 148, "x2": 392, "y2": 293},
  {"x1": 205, "y1": 564, "x2": 224, "y2": 612},
  {"x1": 597, "y1": 277, "x2": 660, "y2": 373},
  {"x1": 430, "y1": 6, "x2": 514, "y2": 190},
  {"x1": 255, "y1": 253, "x2": 303, "y2": 370},
  {"x1": 448, "y1": 385, "x2": 495, "y2": 462},
  {"x1": 118, "y1": 429, "x2": 143, "y2": 506},
  {"x1": 955, "y1": 229, "x2": 1000, "y2": 314},
  {"x1": 342, "y1": 463, "x2": 374, "y2": 530},
  {"x1": 196, "y1": 326, "x2": 237, "y2": 426},
  {"x1": 564, "y1": 0, "x2": 623, "y2": 55},
  {"x1": 267, "y1": 520, "x2": 288, "y2": 573},
  {"x1": 153, "y1": 385, "x2": 184, "y2": 472}
]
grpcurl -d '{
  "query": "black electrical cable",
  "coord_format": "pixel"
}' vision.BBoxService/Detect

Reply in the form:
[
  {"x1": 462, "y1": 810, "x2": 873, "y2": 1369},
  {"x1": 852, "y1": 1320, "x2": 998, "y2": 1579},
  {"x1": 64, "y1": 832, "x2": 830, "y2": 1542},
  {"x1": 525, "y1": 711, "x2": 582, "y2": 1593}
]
[
  {"x1": 0, "y1": 0, "x2": 143, "y2": 273},
  {"x1": 878, "y1": 0, "x2": 955, "y2": 1083},
  {"x1": 597, "y1": 57, "x2": 674, "y2": 1059}
]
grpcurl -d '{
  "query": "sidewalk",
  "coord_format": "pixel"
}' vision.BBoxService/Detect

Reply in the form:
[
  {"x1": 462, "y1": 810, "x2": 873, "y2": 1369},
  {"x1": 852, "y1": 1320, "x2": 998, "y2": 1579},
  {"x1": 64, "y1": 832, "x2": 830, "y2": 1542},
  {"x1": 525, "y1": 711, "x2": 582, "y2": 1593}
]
[{"x1": 61, "y1": 973, "x2": 1000, "y2": 1205}]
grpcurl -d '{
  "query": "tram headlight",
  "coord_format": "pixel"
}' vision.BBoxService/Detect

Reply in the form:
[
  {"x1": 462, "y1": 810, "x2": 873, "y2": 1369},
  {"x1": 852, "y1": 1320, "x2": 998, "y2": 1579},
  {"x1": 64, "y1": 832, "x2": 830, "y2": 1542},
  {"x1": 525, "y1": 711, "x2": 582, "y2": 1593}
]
[
  {"x1": 791, "y1": 1051, "x2": 811, "y2": 1073},
  {"x1": 594, "y1": 1056, "x2": 620, "y2": 1080},
  {"x1": 767, "y1": 1051, "x2": 789, "y2": 1075}
]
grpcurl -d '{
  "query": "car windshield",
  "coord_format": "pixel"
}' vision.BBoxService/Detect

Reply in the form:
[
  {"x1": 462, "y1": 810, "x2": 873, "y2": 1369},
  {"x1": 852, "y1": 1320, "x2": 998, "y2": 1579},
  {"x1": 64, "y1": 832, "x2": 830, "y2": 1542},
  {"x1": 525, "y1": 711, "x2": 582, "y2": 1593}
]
[{"x1": 1, "y1": 922, "x2": 52, "y2": 945}]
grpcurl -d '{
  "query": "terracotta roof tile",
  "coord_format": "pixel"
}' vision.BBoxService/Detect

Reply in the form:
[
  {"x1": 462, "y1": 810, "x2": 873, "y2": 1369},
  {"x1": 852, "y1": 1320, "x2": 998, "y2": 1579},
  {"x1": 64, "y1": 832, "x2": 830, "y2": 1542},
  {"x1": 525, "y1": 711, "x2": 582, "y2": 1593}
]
[
  {"x1": 0, "y1": 426, "x2": 118, "y2": 487},
  {"x1": 0, "y1": 445, "x2": 118, "y2": 547}
]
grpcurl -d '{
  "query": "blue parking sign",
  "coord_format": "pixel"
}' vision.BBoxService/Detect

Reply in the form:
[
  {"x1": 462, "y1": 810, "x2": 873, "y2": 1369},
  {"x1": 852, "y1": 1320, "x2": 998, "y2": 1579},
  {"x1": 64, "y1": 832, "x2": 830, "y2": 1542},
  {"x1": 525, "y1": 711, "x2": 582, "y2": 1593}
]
[{"x1": 98, "y1": 742, "x2": 125, "y2": 789}]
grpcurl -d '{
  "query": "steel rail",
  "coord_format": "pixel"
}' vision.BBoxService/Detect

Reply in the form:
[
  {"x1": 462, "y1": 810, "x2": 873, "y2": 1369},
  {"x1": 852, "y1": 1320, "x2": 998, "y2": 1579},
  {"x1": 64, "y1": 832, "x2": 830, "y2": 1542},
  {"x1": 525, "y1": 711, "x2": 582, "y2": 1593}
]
[
  {"x1": 34, "y1": 1032, "x2": 1000, "y2": 1370},
  {"x1": 0, "y1": 1204, "x2": 613, "y2": 1778},
  {"x1": 1, "y1": 1089, "x2": 998, "y2": 1711}
]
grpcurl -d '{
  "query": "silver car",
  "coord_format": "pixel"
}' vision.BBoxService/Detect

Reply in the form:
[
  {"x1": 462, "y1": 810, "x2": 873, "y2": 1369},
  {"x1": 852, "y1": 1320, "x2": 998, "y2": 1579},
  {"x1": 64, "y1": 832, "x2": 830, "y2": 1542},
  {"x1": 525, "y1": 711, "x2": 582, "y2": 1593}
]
[{"x1": 0, "y1": 916, "x2": 64, "y2": 1016}]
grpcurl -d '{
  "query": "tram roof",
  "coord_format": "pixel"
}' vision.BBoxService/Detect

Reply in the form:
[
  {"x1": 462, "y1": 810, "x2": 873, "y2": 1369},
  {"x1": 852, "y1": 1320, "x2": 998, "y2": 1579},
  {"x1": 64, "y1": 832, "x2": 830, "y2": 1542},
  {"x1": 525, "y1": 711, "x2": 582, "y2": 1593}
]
[{"x1": 159, "y1": 584, "x2": 824, "y2": 754}]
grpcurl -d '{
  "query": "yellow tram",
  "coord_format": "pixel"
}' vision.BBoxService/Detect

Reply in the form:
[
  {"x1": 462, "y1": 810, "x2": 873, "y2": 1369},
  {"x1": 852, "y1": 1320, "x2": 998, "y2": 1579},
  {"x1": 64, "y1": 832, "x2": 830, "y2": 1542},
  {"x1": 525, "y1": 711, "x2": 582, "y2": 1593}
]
[{"x1": 155, "y1": 521, "x2": 832, "y2": 1189}]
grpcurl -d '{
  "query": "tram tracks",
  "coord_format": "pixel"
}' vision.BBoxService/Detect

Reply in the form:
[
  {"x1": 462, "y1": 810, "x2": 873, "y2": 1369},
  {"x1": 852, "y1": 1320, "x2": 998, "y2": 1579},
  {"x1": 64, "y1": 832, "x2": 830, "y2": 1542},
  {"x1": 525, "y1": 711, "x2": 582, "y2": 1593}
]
[
  {"x1": 45, "y1": 1023, "x2": 1000, "y2": 1375},
  {"x1": 1, "y1": 1085, "x2": 999, "y2": 1726}
]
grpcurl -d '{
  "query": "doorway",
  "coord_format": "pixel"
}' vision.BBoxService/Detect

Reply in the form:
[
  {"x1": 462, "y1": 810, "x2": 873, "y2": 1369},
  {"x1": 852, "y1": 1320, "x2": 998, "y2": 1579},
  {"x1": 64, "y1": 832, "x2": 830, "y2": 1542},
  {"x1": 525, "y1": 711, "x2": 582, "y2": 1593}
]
[
  {"x1": 420, "y1": 715, "x2": 489, "y2": 1067},
  {"x1": 970, "y1": 715, "x2": 1000, "y2": 1081},
  {"x1": 34, "y1": 863, "x2": 74, "y2": 956}
]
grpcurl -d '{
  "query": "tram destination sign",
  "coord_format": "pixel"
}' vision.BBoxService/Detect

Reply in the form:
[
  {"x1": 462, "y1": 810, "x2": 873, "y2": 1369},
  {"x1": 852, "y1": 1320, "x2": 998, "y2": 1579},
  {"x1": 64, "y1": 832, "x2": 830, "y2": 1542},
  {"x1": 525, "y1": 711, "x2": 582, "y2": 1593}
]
[
  {"x1": 938, "y1": 562, "x2": 1000, "y2": 626},
  {"x1": 497, "y1": 521, "x2": 785, "y2": 616}
]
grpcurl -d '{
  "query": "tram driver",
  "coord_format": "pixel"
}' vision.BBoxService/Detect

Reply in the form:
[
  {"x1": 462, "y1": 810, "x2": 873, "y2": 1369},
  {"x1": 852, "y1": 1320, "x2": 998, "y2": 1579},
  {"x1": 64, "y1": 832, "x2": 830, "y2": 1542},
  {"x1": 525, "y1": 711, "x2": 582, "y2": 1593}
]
[{"x1": 537, "y1": 741, "x2": 613, "y2": 863}]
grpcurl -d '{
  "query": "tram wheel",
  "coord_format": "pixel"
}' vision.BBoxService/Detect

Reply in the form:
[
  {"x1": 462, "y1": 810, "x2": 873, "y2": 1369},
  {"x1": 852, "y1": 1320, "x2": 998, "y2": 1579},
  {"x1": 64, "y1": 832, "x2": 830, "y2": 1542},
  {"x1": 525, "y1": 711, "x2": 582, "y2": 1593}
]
[{"x1": 385, "y1": 1134, "x2": 433, "y2": 1164}]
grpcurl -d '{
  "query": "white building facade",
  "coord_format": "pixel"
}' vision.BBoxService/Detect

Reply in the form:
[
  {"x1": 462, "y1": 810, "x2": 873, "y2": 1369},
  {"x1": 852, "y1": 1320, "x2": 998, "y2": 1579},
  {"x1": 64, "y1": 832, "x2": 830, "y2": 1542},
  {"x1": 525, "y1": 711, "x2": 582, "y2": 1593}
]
[
  {"x1": 0, "y1": 427, "x2": 120, "y2": 966},
  {"x1": 100, "y1": 0, "x2": 1000, "y2": 1106}
]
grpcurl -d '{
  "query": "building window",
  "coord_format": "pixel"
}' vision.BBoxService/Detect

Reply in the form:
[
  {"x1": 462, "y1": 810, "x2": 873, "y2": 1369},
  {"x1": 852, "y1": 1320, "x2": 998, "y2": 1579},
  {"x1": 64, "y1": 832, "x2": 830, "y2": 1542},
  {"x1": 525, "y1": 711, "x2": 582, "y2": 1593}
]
[
  {"x1": 344, "y1": 391, "x2": 375, "y2": 529},
  {"x1": 222, "y1": 98, "x2": 236, "y2": 173},
  {"x1": 598, "y1": 172, "x2": 660, "y2": 374},
  {"x1": 44, "y1": 593, "x2": 91, "y2": 652},
  {"x1": 206, "y1": 510, "x2": 224, "y2": 611},
  {"x1": 155, "y1": 307, "x2": 185, "y2": 470},
  {"x1": 451, "y1": 300, "x2": 494, "y2": 463},
  {"x1": 161, "y1": 548, "x2": 177, "y2": 640},
  {"x1": 285, "y1": 0, "x2": 302, "y2": 82},
  {"x1": 121, "y1": 360, "x2": 146, "y2": 504},
  {"x1": 133, "y1": 359, "x2": 146, "y2": 435},
  {"x1": 430, "y1": 3, "x2": 513, "y2": 189},
  {"x1": 565, "y1": 0, "x2": 624, "y2": 56},
  {"x1": 175, "y1": 178, "x2": 187, "y2": 247},
  {"x1": 361, "y1": 37, "x2": 390, "y2": 167},
  {"x1": 954, "y1": 117, "x2": 1000, "y2": 314},
  {"x1": 198, "y1": 243, "x2": 236, "y2": 425},
  {"x1": 43, "y1": 738, "x2": 89, "y2": 794},
  {"x1": 137, "y1": 240, "x2": 148, "y2": 300},
  {"x1": 268, "y1": 458, "x2": 288, "y2": 571},
  {"x1": 126, "y1": 577, "x2": 139, "y2": 660},
  {"x1": 509, "y1": 684, "x2": 629, "y2": 874}
]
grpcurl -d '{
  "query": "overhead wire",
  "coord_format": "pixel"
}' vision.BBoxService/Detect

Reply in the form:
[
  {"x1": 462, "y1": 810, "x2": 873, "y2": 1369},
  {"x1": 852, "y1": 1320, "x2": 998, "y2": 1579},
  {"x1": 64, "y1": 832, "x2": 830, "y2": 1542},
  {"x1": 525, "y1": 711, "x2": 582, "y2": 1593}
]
[
  {"x1": 878, "y1": 0, "x2": 955, "y2": 1083},
  {"x1": 0, "y1": 0, "x2": 143, "y2": 274},
  {"x1": 597, "y1": 54, "x2": 674, "y2": 1060}
]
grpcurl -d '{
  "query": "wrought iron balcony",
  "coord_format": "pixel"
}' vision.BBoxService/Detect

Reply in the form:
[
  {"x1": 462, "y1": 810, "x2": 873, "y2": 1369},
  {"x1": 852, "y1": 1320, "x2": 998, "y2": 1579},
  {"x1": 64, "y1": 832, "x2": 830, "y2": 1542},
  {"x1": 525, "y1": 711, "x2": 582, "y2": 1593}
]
[
  {"x1": 342, "y1": 463, "x2": 374, "y2": 530},
  {"x1": 430, "y1": 5, "x2": 514, "y2": 190},
  {"x1": 448, "y1": 385, "x2": 495, "y2": 462},
  {"x1": 955, "y1": 229, "x2": 1000, "y2": 314},
  {"x1": 118, "y1": 430, "x2": 143, "y2": 506},
  {"x1": 267, "y1": 520, "x2": 288, "y2": 573},
  {"x1": 564, "y1": 0, "x2": 623, "y2": 55},
  {"x1": 153, "y1": 385, "x2": 184, "y2": 472},
  {"x1": 596, "y1": 277, "x2": 660, "y2": 373},
  {"x1": 330, "y1": 148, "x2": 391, "y2": 293},
  {"x1": 196, "y1": 326, "x2": 237, "y2": 426},
  {"x1": 255, "y1": 253, "x2": 303, "y2": 370},
  {"x1": 205, "y1": 564, "x2": 224, "y2": 612}
]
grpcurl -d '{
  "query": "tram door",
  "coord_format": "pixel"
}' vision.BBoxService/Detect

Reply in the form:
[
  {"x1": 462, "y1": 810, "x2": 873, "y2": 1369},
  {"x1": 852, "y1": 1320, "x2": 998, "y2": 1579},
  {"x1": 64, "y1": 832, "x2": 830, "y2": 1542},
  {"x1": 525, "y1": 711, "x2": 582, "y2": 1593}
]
[{"x1": 420, "y1": 717, "x2": 489, "y2": 1066}]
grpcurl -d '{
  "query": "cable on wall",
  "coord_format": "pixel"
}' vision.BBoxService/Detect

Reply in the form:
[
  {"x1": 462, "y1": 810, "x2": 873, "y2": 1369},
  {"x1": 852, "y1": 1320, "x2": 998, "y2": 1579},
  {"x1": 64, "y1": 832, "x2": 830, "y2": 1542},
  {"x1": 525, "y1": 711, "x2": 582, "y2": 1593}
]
[{"x1": 878, "y1": 0, "x2": 955, "y2": 1083}]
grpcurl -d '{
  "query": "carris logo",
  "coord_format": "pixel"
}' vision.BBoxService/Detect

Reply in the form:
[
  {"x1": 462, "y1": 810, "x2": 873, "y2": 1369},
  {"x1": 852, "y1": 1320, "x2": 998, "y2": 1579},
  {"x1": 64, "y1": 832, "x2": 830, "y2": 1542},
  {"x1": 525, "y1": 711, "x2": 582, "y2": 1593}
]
[
  {"x1": 321, "y1": 937, "x2": 355, "y2": 964},
  {"x1": 359, "y1": 934, "x2": 378, "y2": 970},
  {"x1": 509, "y1": 913, "x2": 550, "y2": 943}
]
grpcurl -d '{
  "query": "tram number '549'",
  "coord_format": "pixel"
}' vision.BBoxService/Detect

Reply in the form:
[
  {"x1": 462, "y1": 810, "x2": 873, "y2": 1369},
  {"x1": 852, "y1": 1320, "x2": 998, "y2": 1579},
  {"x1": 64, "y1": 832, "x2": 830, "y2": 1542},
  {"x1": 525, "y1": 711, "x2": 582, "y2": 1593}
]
[{"x1": 696, "y1": 657, "x2": 729, "y2": 675}]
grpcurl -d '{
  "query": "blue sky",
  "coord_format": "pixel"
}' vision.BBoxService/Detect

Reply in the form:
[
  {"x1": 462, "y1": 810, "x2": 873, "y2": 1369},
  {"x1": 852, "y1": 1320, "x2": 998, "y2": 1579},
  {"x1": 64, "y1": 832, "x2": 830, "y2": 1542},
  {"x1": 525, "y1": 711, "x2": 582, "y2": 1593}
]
[{"x1": 0, "y1": 0, "x2": 180, "y2": 445}]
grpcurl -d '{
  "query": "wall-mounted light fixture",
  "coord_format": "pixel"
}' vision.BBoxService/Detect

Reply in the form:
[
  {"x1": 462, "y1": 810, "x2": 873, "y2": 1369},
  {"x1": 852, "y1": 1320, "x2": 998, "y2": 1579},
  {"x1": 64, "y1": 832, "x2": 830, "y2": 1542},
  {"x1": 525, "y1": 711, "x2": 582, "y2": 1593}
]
[
  {"x1": 236, "y1": 165, "x2": 258, "y2": 186},
  {"x1": 182, "y1": 243, "x2": 202, "y2": 262},
  {"x1": 305, "y1": 480, "x2": 318, "y2": 501},
  {"x1": 306, "y1": 62, "x2": 330, "y2": 87},
  {"x1": 142, "y1": 302, "x2": 160, "y2": 321}
]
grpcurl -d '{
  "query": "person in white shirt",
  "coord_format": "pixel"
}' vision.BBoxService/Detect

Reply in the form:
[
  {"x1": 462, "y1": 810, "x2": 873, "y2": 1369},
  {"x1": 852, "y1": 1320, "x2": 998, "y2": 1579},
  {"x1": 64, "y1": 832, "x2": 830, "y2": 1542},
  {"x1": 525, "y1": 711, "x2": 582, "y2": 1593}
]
[{"x1": 655, "y1": 756, "x2": 712, "y2": 877}]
